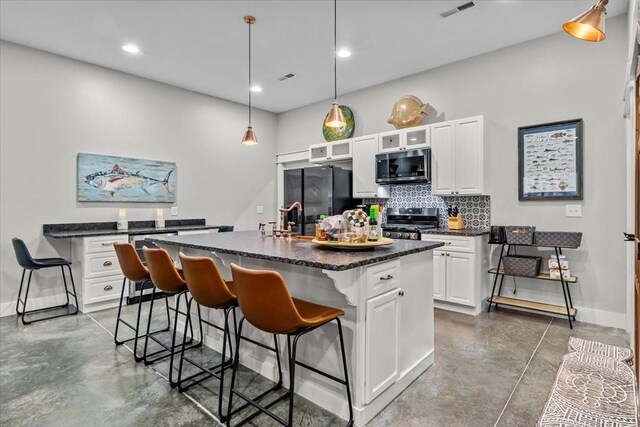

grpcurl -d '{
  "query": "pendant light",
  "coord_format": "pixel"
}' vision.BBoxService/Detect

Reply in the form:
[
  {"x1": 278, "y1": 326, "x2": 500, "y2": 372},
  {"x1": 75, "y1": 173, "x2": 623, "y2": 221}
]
[
  {"x1": 562, "y1": 0, "x2": 608, "y2": 42},
  {"x1": 323, "y1": 0, "x2": 346, "y2": 129},
  {"x1": 241, "y1": 15, "x2": 258, "y2": 145}
]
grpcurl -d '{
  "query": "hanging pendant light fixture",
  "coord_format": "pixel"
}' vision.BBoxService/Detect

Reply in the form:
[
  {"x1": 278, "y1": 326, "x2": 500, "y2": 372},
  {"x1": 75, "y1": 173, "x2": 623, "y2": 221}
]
[
  {"x1": 323, "y1": 0, "x2": 346, "y2": 129},
  {"x1": 562, "y1": 0, "x2": 608, "y2": 42},
  {"x1": 241, "y1": 15, "x2": 258, "y2": 145}
]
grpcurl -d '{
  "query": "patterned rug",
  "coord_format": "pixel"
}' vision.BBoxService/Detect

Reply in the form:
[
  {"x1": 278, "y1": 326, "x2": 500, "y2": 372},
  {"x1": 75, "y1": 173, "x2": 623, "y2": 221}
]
[
  {"x1": 569, "y1": 337, "x2": 634, "y2": 366},
  {"x1": 538, "y1": 351, "x2": 638, "y2": 426}
]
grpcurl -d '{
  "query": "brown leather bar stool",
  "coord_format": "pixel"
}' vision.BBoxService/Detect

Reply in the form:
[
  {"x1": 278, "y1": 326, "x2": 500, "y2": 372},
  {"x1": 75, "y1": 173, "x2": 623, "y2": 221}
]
[
  {"x1": 142, "y1": 246, "x2": 203, "y2": 387},
  {"x1": 227, "y1": 263, "x2": 353, "y2": 427},
  {"x1": 113, "y1": 243, "x2": 170, "y2": 361},
  {"x1": 177, "y1": 253, "x2": 239, "y2": 420}
]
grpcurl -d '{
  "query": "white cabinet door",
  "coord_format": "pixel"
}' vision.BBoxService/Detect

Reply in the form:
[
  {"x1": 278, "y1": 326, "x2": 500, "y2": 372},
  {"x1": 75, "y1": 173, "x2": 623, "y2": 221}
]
[
  {"x1": 353, "y1": 135, "x2": 380, "y2": 198},
  {"x1": 309, "y1": 143, "x2": 329, "y2": 162},
  {"x1": 433, "y1": 250, "x2": 447, "y2": 301},
  {"x1": 446, "y1": 252, "x2": 475, "y2": 307},
  {"x1": 404, "y1": 125, "x2": 430, "y2": 150},
  {"x1": 365, "y1": 288, "x2": 400, "y2": 404},
  {"x1": 329, "y1": 139, "x2": 353, "y2": 161},
  {"x1": 378, "y1": 130, "x2": 402, "y2": 153},
  {"x1": 431, "y1": 122, "x2": 455, "y2": 195},
  {"x1": 454, "y1": 117, "x2": 483, "y2": 195}
]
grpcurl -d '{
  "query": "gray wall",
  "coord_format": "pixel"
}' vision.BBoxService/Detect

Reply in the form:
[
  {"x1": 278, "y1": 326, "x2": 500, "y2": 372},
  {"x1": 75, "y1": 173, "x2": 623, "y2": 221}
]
[
  {"x1": 0, "y1": 41, "x2": 278, "y2": 309},
  {"x1": 277, "y1": 16, "x2": 628, "y2": 327}
]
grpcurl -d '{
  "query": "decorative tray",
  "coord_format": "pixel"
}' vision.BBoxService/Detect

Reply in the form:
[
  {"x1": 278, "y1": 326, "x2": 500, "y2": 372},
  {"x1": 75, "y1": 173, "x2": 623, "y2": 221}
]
[{"x1": 311, "y1": 237, "x2": 394, "y2": 250}]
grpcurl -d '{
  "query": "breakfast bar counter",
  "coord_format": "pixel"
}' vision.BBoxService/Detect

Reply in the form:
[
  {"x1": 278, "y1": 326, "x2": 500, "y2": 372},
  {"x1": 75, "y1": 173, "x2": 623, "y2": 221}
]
[{"x1": 151, "y1": 231, "x2": 443, "y2": 426}]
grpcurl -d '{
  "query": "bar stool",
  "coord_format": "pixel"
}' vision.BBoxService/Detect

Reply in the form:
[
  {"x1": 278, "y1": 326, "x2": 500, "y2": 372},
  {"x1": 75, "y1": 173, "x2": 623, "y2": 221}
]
[
  {"x1": 112, "y1": 243, "x2": 170, "y2": 361},
  {"x1": 227, "y1": 263, "x2": 353, "y2": 427},
  {"x1": 177, "y1": 253, "x2": 238, "y2": 420},
  {"x1": 12, "y1": 238, "x2": 79, "y2": 325},
  {"x1": 142, "y1": 246, "x2": 203, "y2": 387}
]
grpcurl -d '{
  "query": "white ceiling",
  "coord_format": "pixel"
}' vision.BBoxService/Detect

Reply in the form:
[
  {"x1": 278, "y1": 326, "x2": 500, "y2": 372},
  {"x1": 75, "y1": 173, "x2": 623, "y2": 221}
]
[{"x1": 0, "y1": 0, "x2": 628, "y2": 113}]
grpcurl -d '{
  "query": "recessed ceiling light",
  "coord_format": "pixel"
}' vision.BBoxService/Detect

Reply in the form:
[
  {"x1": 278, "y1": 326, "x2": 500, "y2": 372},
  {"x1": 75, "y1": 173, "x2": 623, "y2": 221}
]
[
  {"x1": 122, "y1": 44, "x2": 142, "y2": 54},
  {"x1": 337, "y1": 48, "x2": 351, "y2": 58},
  {"x1": 250, "y1": 85, "x2": 262, "y2": 93}
]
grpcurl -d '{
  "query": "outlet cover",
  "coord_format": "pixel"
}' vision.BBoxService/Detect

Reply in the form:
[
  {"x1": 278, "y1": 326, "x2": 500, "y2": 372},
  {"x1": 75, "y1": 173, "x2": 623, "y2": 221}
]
[
  {"x1": 171, "y1": 206, "x2": 178, "y2": 216},
  {"x1": 257, "y1": 205, "x2": 264, "y2": 214},
  {"x1": 565, "y1": 205, "x2": 581, "y2": 217}
]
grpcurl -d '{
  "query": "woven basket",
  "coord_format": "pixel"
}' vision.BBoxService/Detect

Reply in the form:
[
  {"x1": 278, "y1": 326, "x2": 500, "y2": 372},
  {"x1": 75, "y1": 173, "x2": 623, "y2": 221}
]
[
  {"x1": 503, "y1": 255, "x2": 541, "y2": 277},
  {"x1": 534, "y1": 231, "x2": 582, "y2": 248},
  {"x1": 505, "y1": 226, "x2": 536, "y2": 245}
]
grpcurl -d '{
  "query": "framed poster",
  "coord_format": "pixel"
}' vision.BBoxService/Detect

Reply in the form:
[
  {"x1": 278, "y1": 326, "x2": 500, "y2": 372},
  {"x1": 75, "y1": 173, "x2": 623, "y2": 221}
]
[
  {"x1": 77, "y1": 153, "x2": 176, "y2": 202},
  {"x1": 518, "y1": 119, "x2": 583, "y2": 201}
]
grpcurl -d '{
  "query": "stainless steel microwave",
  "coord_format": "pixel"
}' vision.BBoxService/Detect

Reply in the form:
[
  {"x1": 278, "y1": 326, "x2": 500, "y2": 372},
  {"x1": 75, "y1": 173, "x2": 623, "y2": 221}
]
[{"x1": 375, "y1": 148, "x2": 431, "y2": 184}]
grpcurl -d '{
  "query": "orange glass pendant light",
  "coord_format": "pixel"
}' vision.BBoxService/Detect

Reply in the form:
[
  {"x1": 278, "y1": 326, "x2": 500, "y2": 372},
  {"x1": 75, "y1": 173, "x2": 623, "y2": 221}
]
[
  {"x1": 562, "y1": 0, "x2": 608, "y2": 42},
  {"x1": 323, "y1": 0, "x2": 346, "y2": 129},
  {"x1": 241, "y1": 15, "x2": 258, "y2": 145}
]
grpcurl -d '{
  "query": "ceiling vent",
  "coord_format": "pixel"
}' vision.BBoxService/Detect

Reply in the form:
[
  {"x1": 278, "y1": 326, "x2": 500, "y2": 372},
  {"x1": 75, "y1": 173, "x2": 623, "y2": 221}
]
[
  {"x1": 277, "y1": 73, "x2": 296, "y2": 81},
  {"x1": 440, "y1": 1, "x2": 475, "y2": 18}
]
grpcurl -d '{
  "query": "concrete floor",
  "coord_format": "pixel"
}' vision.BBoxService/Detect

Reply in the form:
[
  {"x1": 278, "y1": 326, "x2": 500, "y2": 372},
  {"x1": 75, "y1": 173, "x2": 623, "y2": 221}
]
[{"x1": 0, "y1": 302, "x2": 629, "y2": 427}]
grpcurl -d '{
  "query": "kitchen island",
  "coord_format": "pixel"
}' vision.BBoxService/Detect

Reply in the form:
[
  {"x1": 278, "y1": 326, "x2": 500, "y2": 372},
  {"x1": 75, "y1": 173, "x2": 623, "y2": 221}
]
[{"x1": 151, "y1": 231, "x2": 443, "y2": 426}]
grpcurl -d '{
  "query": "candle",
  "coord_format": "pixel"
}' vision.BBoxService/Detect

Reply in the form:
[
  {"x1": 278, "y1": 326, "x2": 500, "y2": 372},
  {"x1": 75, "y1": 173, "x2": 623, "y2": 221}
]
[
  {"x1": 117, "y1": 209, "x2": 128, "y2": 231},
  {"x1": 156, "y1": 208, "x2": 164, "y2": 219},
  {"x1": 118, "y1": 209, "x2": 127, "y2": 220}
]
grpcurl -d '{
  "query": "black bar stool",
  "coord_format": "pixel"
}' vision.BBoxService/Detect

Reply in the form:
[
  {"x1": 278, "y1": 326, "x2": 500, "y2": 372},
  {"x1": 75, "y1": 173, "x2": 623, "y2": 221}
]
[
  {"x1": 12, "y1": 238, "x2": 79, "y2": 325},
  {"x1": 112, "y1": 243, "x2": 170, "y2": 361},
  {"x1": 142, "y1": 246, "x2": 203, "y2": 387},
  {"x1": 218, "y1": 225, "x2": 234, "y2": 232},
  {"x1": 227, "y1": 263, "x2": 353, "y2": 427}
]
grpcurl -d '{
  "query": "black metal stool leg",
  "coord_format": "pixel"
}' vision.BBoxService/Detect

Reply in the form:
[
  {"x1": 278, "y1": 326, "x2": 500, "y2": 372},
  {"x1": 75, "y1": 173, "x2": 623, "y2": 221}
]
[
  {"x1": 65, "y1": 265, "x2": 79, "y2": 314},
  {"x1": 142, "y1": 286, "x2": 158, "y2": 364},
  {"x1": 336, "y1": 317, "x2": 354, "y2": 426},
  {"x1": 60, "y1": 266, "x2": 71, "y2": 307},
  {"x1": 288, "y1": 334, "x2": 301, "y2": 426},
  {"x1": 114, "y1": 277, "x2": 128, "y2": 345},
  {"x1": 20, "y1": 270, "x2": 35, "y2": 325},
  {"x1": 15, "y1": 269, "x2": 26, "y2": 315}
]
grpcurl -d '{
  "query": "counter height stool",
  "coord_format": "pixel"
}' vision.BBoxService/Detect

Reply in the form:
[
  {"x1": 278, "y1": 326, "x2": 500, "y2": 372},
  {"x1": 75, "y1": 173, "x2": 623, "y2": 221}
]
[
  {"x1": 142, "y1": 246, "x2": 203, "y2": 387},
  {"x1": 12, "y1": 238, "x2": 79, "y2": 325},
  {"x1": 113, "y1": 243, "x2": 171, "y2": 361},
  {"x1": 227, "y1": 263, "x2": 353, "y2": 427},
  {"x1": 177, "y1": 253, "x2": 238, "y2": 420}
]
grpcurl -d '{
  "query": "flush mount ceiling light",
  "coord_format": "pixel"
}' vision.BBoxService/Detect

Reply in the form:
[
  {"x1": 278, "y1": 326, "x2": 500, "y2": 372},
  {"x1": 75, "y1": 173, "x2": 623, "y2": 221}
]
[
  {"x1": 337, "y1": 48, "x2": 351, "y2": 58},
  {"x1": 563, "y1": 0, "x2": 608, "y2": 42},
  {"x1": 121, "y1": 44, "x2": 142, "y2": 54},
  {"x1": 250, "y1": 85, "x2": 262, "y2": 93},
  {"x1": 241, "y1": 15, "x2": 258, "y2": 146},
  {"x1": 323, "y1": 0, "x2": 346, "y2": 129}
]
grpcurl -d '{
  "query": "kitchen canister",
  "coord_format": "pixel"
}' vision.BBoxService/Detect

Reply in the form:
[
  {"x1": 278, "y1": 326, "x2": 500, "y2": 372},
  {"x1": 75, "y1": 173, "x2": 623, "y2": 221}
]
[{"x1": 505, "y1": 226, "x2": 536, "y2": 245}]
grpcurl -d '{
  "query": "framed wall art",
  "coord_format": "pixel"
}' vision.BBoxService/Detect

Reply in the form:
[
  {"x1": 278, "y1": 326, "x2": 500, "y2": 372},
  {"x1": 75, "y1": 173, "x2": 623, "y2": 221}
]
[
  {"x1": 77, "y1": 153, "x2": 177, "y2": 203},
  {"x1": 518, "y1": 119, "x2": 583, "y2": 201}
]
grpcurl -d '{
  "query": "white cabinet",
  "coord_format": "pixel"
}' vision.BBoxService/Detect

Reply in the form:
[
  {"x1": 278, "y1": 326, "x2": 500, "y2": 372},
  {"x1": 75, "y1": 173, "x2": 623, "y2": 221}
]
[
  {"x1": 379, "y1": 125, "x2": 430, "y2": 153},
  {"x1": 424, "y1": 234, "x2": 489, "y2": 316},
  {"x1": 72, "y1": 234, "x2": 128, "y2": 313},
  {"x1": 431, "y1": 116, "x2": 485, "y2": 195},
  {"x1": 365, "y1": 288, "x2": 400, "y2": 404},
  {"x1": 352, "y1": 134, "x2": 389, "y2": 198},
  {"x1": 308, "y1": 139, "x2": 352, "y2": 163}
]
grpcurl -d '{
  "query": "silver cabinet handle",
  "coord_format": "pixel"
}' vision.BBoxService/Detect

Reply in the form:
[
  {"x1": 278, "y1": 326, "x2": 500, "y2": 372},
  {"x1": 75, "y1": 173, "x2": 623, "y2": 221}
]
[
  {"x1": 103, "y1": 285, "x2": 113, "y2": 291},
  {"x1": 101, "y1": 242, "x2": 119, "y2": 246},
  {"x1": 445, "y1": 242, "x2": 452, "y2": 245},
  {"x1": 380, "y1": 274, "x2": 394, "y2": 281},
  {"x1": 398, "y1": 290, "x2": 405, "y2": 296},
  {"x1": 103, "y1": 261, "x2": 113, "y2": 267}
]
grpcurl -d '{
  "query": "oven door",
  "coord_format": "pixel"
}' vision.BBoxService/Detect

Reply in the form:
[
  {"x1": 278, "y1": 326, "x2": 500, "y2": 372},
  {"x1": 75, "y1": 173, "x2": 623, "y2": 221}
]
[{"x1": 375, "y1": 149, "x2": 431, "y2": 184}]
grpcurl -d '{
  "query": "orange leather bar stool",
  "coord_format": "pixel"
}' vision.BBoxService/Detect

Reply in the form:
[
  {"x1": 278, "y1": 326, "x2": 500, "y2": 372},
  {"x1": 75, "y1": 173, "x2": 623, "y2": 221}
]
[
  {"x1": 142, "y1": 246, "x2": 203, "y2": 387},
  {"x1": 178, "y1": 253, "x2": 239, "y2": 420},
  {"x1": 227, "y1": 263, "x2": 353, "y2": 427},
  {"x1": 113, "y1": 243, "x2": 170, "y2": 361}
]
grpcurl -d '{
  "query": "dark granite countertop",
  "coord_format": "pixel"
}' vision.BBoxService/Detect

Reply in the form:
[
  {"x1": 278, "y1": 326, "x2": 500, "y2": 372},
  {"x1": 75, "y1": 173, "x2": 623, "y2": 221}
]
[
  {"x1": 421, "y1": 228, "x2": 490, "y2": 237},
  {"x1": 43, "y1": 219, "x2": 220, "y2": 238},
  {"x1": 150, "y1": 231, "x2": 444, "y2": 271}
]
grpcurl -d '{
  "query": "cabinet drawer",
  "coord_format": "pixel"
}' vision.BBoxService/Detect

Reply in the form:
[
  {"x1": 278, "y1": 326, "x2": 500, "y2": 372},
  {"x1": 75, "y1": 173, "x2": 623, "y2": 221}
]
[
  {"x1": 84, "y1": 235, "x2": 128, "y2": 254},
  {"x1": 421, "y1": 234, "x2": 474, "y2": 253},
  {"x1": 85, "y1": 275, "x2": 123, "y2": 303},
  {"x1": 366, "y1": 259, "x2": 401, "y2": 298},
  {"x1": 85, "y1": 252, "x2": 122, "y2": 279}
]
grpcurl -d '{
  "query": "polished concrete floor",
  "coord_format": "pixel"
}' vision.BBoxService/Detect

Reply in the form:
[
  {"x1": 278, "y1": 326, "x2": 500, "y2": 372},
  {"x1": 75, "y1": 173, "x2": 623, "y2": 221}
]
[{"x1": 0, "y1": 301, "x2": 629, "y2": 427}]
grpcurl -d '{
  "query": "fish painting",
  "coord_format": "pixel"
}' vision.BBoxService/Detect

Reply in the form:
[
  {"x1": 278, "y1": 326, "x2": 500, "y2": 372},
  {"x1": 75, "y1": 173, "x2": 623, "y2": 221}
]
[{"x1": 77, "y1": 153, "x2": 177, "y2": 202}]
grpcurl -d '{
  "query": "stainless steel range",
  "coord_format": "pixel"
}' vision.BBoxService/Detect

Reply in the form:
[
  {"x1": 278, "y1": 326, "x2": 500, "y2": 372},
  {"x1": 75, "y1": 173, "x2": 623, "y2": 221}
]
[{"x1": 383, "y1": 207, "x2": 439, "y2": 240}]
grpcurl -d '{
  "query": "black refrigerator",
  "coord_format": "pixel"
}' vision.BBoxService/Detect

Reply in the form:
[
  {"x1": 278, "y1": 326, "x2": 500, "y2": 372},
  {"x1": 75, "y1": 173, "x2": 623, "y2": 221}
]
[{"x1": 283, "y1": 166, "x2": 357, "y2": 236}]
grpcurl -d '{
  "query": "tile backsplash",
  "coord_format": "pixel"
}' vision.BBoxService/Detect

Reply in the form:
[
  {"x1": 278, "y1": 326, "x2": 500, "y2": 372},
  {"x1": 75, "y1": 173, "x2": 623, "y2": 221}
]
[{"x1": 364, "y1": 183, "x2": 491, "y2": 229}]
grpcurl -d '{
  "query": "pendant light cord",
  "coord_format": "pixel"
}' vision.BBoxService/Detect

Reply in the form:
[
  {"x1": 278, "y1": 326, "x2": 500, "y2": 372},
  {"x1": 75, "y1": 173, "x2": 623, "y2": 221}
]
[
  {"x1": 333, "y1": 0, "x2": 337, "y2": 102},
  {"x1": 248, "y1": 20, "x2": 252, "y2": 126}
]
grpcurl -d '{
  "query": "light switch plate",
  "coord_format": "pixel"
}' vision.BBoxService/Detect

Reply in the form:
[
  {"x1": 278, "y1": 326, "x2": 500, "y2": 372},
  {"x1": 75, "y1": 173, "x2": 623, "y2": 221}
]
[
  {"x1": 565, "y1": 205, "x2": 581, "y2": 217},
  {"x1": 171, "y1": 206, "x2": 178, "y2": 216},
  {"x1": 257, "y1": 205, "x2": 264, "y2": 214}
]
